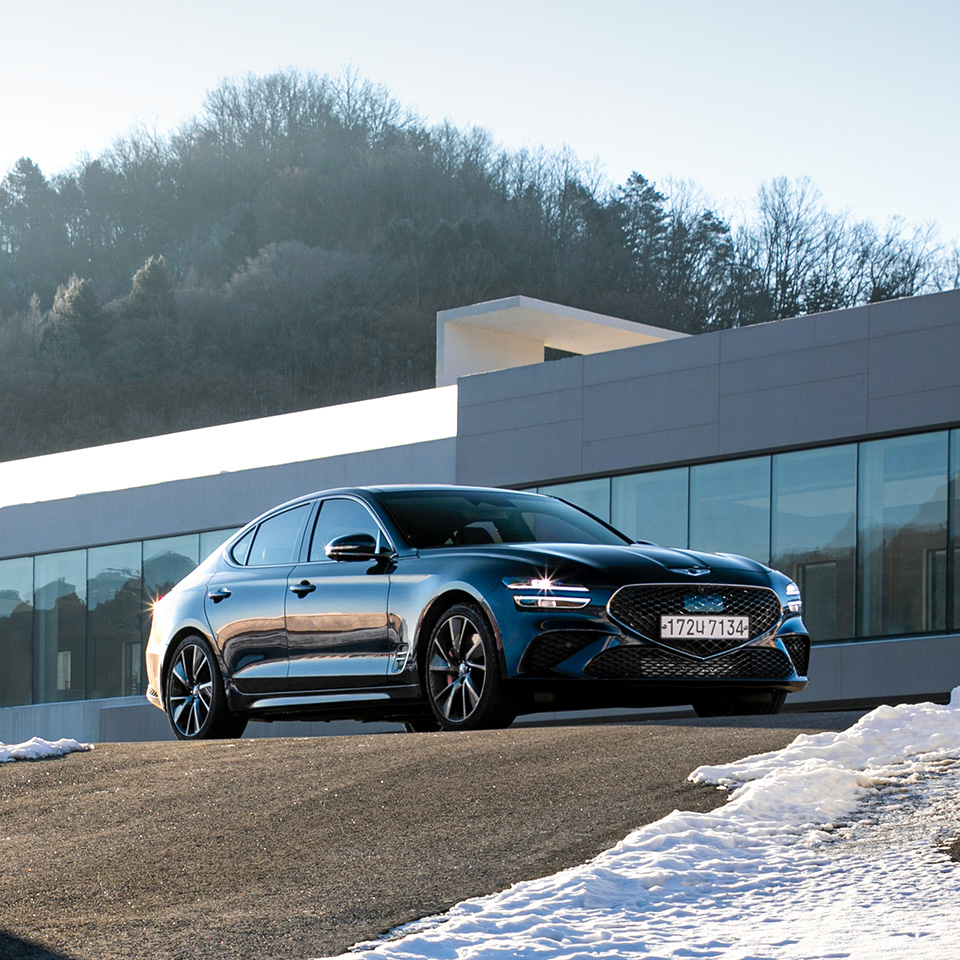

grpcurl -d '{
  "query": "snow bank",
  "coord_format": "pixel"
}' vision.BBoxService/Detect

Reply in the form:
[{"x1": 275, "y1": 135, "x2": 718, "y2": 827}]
[
  {"x1": 324, "y1": 692, "x2": 960, "y2": 960},
  {"x1": 0, "y1": 737, "x2": 93, "y2": 762},
  {"x1": 691, "y1": 686, "x2": 960, "y2": 788}
]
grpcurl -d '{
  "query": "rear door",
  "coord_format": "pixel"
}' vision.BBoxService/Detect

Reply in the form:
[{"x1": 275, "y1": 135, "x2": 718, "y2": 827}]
[{"x1": 204, "y1": 502, "x2": 313, "y2": 695}]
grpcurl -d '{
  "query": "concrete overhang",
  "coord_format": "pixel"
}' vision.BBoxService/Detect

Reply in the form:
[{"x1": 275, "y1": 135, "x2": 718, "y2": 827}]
[
  {"x1": 436, "y1": 295, "x2": 688, "y2": 386},
  {"x1": 0, "y1": 386, "x2": 458, "y2": 510}
]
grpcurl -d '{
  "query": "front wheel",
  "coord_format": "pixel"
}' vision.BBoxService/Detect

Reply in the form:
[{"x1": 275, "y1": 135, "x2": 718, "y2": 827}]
[
  {"x1": 692, "y1": 689, "x2": 787, "y2": 718},
  {"x1": 165, "y1": 636, "x2": 248, "y2": 740},
  {"x1": 424, "y1": 604, "x2": 516, "y2": 731}
]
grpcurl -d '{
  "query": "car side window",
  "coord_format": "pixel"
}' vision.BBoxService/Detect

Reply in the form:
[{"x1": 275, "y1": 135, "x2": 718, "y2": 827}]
[
  {"x1": 245, "y1": 504, "x2": 311, "y2": 566},
  {"x1": 230, "y1": 527, "x2": 256, "y2": 565},
  {"x1": 309, "y1": 498, "x2": 385, "y2": 561}
]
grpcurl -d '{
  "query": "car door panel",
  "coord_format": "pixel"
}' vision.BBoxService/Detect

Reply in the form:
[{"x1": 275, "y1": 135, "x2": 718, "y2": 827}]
[
  {"x1": 286, "y1": 563, "x2": 394, "y2": 689},
  {"x1": 204, "y1": 564, "x2": 291, "y2": 694},
  {"x1": 284, "y1": 496, "x2": 396, "y2": 691},
  {"x1": 203, "y1": 502, "x2": 313, "y2": 695}
]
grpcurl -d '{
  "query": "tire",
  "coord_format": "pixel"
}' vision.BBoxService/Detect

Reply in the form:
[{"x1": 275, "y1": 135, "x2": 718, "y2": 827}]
[
  {"x1": 165, "y1": 636, "x2": 248, "y2": 740},
  {"x1": 424, "y1": 603, "x2": 516, "y2": 731},
  {"x1": 692, "y1": 689, "x2": 787, "y2": 718}
]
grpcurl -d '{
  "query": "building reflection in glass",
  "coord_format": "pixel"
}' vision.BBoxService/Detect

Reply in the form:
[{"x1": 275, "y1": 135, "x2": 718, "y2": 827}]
[
  {"x1": 772, "y1": 446, "x2": 857, "y2": 642},
  {"x1": 33, "y1": 551, "x2": 87, "y2": 703},
  {"x1": 0, "y1": 557, "x2": 33, "y2": 707},
  {"x1": 87, "y1": 543, "x2": 143, "y2": 699}
]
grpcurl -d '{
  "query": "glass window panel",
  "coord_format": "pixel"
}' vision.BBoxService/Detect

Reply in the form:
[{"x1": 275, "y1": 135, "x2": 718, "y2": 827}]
[
  {"x1": 0, "y1": 557, "x2": 34, "y2": 707},
  {"x1": 34, "y1": 551, "x2": 87, "y2": 703},
  {"x1": 537, "y1": 479, "x2": 610, "y2": 523},
  {"x1": 612, "y1": 468, "x2": 689, "y2": 546},
  {"x1": 772, "y1": 446, "x2": 857, "y2": 642},
  {"x1": 248, "y1": 504, "x2": 311, "y2": 566},
  {"x1": 230, "y1": 528, "x2": 255, "y2": 566},
  {"x1": 87, "y1": 543, "x2": 143, "y2": 699},
  {"x1": 309, "y1": 499, "x2": 382, "y2": 561},
  {"x1": 689, "y1": 457, "x2": 771, "y2": 562},
  {"x1": 858, "y1": 433, "x2": 948, "y2": 637},
  {"x1": 143, "y1": 536, "x2": 199, "y2": 604}
]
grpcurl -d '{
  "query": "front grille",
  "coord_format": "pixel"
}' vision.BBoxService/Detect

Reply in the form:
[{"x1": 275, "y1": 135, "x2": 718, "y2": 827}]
[
  {"x1": 782, "y1": 634, "x2": 810, "y2": 676},
  {"x1": 584, "y1": 645, "x2": 795, "y2": 680},
  {"x1": 520, "y1": 631, "x2": 604, "y2": 674},
  {"x1": 608, "y1": 583, "x2": 782, "y2": 656}
]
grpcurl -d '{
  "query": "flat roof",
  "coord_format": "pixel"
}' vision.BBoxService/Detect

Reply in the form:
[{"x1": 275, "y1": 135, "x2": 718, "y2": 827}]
[{"x1": 0, "y1": 386, "x2": 458, "y2": 509}]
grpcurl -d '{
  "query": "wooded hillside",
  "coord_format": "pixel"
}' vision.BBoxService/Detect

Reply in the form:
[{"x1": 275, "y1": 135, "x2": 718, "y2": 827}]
[{"x1": 1, "y1": 69, "x2": 956, "y2": 461}]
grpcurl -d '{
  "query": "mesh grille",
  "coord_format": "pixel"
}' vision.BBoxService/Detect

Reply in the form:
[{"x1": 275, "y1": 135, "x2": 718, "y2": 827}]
[
  {"x1": 584, "y1": 645, "x2": 794, "y2": 680},
  {"x1": 608, "y1": 583, "x2": 782, "y2": 656},
  {"x1": 520, "y1": 632, "x2": 604, "y2": 674},
  {"x1": 782, "y1": 634, "x2": 810, "y2": 676}
]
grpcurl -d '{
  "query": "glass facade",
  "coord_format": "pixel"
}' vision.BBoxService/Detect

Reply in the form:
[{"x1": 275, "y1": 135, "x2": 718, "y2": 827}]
[
  {"x1": 771, "y1": 446, "x2": 857, "y2": 643},
  {"x1": 0, "y1": 529, "x2": 235, "y2": 709},
  {"x1": 0, "y1": 557, "x2": 33, "y2": 709},
  {"x1": 538, "y1": 478, "x2": 611, "y2": 523},
  {"x1": 87, "y1": 542, "x2": 142, "y2": 700},
  {"x1": 33, "y1": 551, "x2": 87, "y2": 704},
  {"x1": 689, "y1": 457, "x2": 770, "y2": 563},
  {"x1": 611, "y1": 468, "x2": 688, "y2": 549},
  {"x1": 538, "y1": 428, "x2": 960, "y2": 647}
]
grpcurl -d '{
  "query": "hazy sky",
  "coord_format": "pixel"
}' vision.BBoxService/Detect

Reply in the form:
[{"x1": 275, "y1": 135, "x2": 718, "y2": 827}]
[{"x1": 2, "y1": 0, "x2": 957, "y2": 242}]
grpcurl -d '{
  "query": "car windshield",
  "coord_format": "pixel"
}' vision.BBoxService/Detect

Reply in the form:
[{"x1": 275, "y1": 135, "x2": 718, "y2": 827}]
[{"x1": 376, "y1": 489, "x2": 631, "y2": 549}]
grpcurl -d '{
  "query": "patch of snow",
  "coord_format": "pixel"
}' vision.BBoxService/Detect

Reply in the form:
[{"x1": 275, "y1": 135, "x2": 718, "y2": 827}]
[
  {"x1": 322, "y1": 692, "x2": 960, "y2": 959},
  {"x1": 0, "y1": 737, "x2": 93, "y2": 763}
]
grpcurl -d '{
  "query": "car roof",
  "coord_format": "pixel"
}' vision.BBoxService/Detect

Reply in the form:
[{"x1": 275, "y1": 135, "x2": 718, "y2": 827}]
[{"x1": 247, "y1": 484, "x2": 551, "y2": 521}]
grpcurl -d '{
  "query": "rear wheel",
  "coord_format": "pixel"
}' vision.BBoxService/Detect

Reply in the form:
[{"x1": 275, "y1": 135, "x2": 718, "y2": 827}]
[
  {"x1": 692, "y1": 690, "x2": 787, "y2": 718},
  {"x1": 165, "y1": 636, "x2": 248, "y2": 740},
  {"x1": 424, "y1": 604, "x2": 516, "y2": 731}
]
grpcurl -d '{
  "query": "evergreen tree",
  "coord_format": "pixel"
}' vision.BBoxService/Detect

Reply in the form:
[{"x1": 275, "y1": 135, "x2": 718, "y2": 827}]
[{"x1": 125, "y1": 255, "x2": 176, "y2": 320}]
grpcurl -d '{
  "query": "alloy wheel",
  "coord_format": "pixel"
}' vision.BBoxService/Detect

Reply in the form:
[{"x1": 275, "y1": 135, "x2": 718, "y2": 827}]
[
  {"x1": 168, "y1": 641, "x2": 215, "y2": 738},
  {"x1": 428, "y1": 613, "x2": 488, "y2": 724}
]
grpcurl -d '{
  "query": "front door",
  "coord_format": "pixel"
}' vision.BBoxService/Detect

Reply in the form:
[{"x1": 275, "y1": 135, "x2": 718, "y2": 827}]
[{"x1": 285, "y1": 497, "x2": 396, "y2": 691}]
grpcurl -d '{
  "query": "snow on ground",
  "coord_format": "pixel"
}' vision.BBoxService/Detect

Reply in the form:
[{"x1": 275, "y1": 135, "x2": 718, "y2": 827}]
[
  {"x1": 325, "y1": 693, "x2": 960, "y2": 960},
  {"x1": 0, "y1": 737, "x2": 93, "y2": 762}
]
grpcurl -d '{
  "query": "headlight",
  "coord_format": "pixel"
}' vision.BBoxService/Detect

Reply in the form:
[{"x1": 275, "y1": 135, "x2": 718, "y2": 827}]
[
  {"x1": 504, "y1": 577, "x2": 591, "y2": 610},
  {"x1": 784, "y1": 580, "x2": 802, "y2": 614}
]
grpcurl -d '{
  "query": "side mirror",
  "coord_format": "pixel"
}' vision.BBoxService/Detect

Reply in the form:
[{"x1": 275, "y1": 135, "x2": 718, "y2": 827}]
[{"x1": 325, "y1": 533, "x2": 380, "y2": 562}]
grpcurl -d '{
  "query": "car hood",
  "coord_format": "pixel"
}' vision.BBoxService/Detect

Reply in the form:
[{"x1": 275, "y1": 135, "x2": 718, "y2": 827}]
[{"x1": 421, "y1": 542, "x2": 775, "y2": 586}]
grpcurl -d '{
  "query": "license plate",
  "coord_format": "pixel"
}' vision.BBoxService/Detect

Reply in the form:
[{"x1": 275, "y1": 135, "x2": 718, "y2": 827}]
[{"x1": 660, "y1": 615, "x2": 749, "y2": 639}]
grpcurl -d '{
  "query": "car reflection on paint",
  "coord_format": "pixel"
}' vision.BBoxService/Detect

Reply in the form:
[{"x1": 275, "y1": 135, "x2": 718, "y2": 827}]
[{"x1": 145, "y1": 485, "x2": 810, "y2": 739}]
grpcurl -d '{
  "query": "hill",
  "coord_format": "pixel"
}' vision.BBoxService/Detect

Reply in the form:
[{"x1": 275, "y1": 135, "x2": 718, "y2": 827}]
[{"x1": 0, "y1": 69, "x2": 955, "y2": 461}]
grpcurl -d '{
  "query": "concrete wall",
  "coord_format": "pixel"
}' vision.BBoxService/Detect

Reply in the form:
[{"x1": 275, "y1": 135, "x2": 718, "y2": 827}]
[
  {"x1": 455, "y1": 290, "x2": 960, "y2": 487},
  {"x1": 793, "y1": 634, "x2": 960, "y2": 706}
]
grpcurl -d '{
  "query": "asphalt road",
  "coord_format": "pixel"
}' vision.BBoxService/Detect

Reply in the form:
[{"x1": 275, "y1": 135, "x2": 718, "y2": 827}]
[{"x1": 0, "y1": 712, "x2": 858, "y2": 960}]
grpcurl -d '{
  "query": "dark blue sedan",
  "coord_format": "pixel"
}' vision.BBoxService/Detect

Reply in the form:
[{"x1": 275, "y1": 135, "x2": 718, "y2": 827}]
[{"x1": 145, "y1": 485, "x2": 809, "y2": 738}]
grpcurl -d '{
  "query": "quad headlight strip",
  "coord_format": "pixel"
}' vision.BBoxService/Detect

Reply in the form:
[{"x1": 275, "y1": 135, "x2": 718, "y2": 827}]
[{"x1": 504, "y1": 578, "x2": 592, "y2": 610}]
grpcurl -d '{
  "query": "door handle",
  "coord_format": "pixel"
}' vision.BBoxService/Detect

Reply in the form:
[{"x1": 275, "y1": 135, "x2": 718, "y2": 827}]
[
  {"x1": 290, "y1": 580, "x2": 317, "y2": 597},
  {"x1": 208, "y1": 588, "x2": 232, "y2": 603}
]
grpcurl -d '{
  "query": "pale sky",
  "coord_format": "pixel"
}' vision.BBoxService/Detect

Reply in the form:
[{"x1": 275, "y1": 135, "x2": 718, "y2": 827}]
[{"x1": 1, "y1": 0, "x2": 958, "y2": 243}]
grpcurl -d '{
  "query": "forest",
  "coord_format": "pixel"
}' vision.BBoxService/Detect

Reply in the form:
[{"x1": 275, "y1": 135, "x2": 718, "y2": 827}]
[{"x1": 1, "y1": 68, "x2": 957, "y2": 461}]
